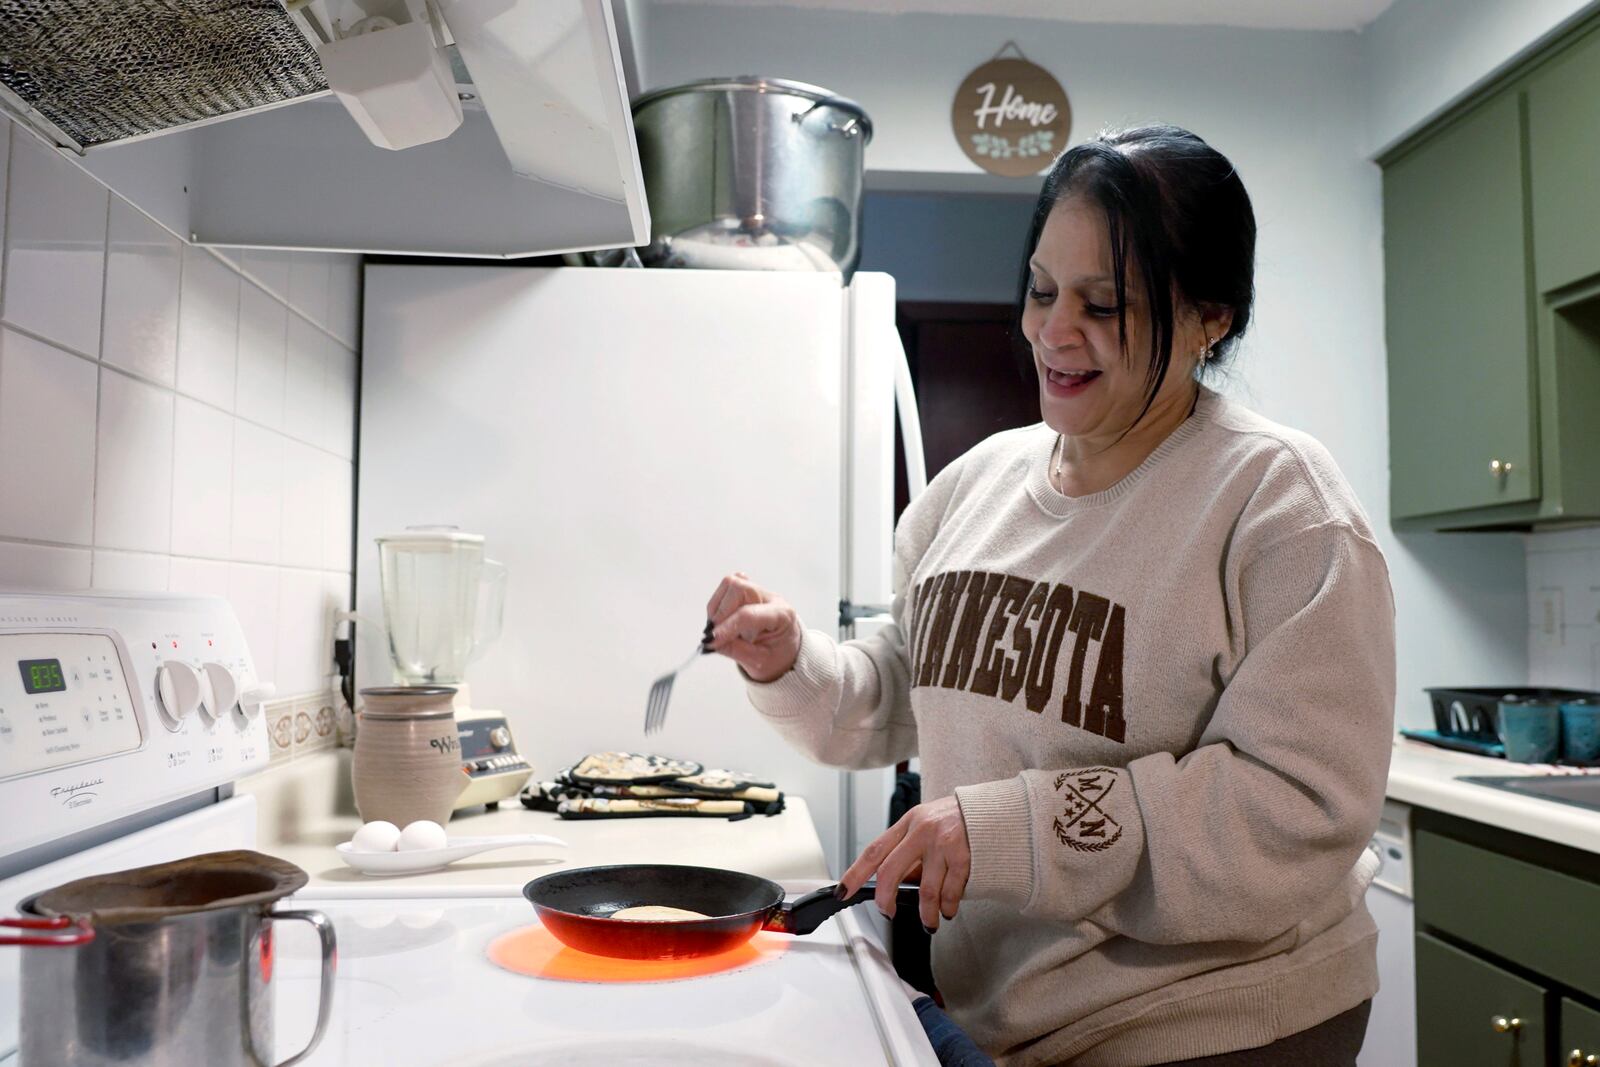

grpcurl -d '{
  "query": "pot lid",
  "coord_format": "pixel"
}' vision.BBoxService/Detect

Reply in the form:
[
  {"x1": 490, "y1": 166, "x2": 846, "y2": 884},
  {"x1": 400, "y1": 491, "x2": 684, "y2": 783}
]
[
  {"x1": 26, "y1": 850, "x2": 308, "y2": 926},
  {"x1": 632, "y1": 76, "x2": 873, "y2": 139},
  {"x1": 376, "y1": 525, "x2": 485, "y2": 545}
]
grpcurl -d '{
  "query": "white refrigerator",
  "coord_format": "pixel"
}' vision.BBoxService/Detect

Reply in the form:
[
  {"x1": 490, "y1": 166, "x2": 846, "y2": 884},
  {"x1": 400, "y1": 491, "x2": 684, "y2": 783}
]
[{"x1": 356, "y1": 266, "x2": 925, "y2": 873}]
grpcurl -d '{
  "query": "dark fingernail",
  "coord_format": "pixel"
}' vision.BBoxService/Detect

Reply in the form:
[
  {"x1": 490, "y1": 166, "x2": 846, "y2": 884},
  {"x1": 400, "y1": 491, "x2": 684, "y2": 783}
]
[
  {"x1": 922, "y1": 923, "x2": 936, "y2": 936},
  {"x1": 704, "y1": 619, "x2": 714, "y2": 634},
  {"x1": 833, "y1": 883, "x2": 849, "y2": 900}
]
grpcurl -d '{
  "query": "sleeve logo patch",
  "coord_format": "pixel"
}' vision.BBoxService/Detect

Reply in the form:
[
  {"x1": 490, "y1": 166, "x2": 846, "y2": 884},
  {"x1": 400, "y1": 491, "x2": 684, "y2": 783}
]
[{"x1": 1052, "y1": 768, "x2": 1123, "y2": 853}]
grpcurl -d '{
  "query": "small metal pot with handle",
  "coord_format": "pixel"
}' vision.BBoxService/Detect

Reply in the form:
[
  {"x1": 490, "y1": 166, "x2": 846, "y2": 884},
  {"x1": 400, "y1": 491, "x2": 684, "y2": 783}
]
[{"x1": 0, "y1": 850, "x2": 336, "y2": 1067}]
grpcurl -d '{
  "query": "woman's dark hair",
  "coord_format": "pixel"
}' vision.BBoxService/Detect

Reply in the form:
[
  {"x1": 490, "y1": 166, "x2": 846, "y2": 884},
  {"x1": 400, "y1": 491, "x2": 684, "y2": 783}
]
[{"x1": 1016, "y1": 124, "x2": 1256, "y2": 423}]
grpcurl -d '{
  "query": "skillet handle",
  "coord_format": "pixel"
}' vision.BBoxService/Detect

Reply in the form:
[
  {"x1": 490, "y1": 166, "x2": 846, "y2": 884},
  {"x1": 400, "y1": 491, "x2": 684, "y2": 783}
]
[{"x1": 766, "y1": 880, "x2": 922, "y2": 936}]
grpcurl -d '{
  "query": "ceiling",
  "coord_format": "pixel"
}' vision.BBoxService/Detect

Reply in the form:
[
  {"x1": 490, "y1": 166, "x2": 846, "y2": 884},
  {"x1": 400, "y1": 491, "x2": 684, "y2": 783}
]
[{"x1": 648, "y1": 0, "x2": 1400, "y2": 32}]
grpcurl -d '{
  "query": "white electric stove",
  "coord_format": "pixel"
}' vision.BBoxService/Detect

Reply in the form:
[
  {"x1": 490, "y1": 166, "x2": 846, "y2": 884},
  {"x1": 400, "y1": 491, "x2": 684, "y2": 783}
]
[
  {"x1": 269, "y1": 891, "x2": 930, "y2": 1066},
  {"x1": 0, "y1": 592, "x2": 937, "y2": 1066}
]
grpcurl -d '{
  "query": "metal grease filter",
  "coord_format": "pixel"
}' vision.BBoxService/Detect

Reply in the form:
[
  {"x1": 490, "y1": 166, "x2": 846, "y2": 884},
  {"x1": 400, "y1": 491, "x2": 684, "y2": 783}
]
[{"x1": 0, "y1": 0, "x2": 327, "y2": 148}]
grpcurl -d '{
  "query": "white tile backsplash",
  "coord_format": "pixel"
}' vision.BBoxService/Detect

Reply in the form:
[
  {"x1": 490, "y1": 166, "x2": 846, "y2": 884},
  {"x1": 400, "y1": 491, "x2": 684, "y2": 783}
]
[
  {"x1": 236, "y1": 281, "x2": 287, "y2": 430},
  {"x1": 324, "y1": 453, "x2": 353, "y2": 573},
  {"x1": 176, "y1": 245, "x2": 240, "y2": 410},
  {"x1": 328, "y1": 257, "x2": 362, "y2": 348},
  {"x1": 1, "y1": 131, "x2": 108, "y2": 357},
  {"x1": 281, "y1": 439, "x2": 325, "y2": 569},
  {"x1": 241, "y1": 250, "x2": 293, "y2": 304},
  {"x1": 228, "y1": 562, "x2": 280, "y2": 689},
  {"x1": 168, "y1": 556, "x2": 231, "y2": 598},
  {"x1": 231, "y1": 419, "x2": 283, "y2": 564},
  {"x1": 0, "y1": 541, "x2": 91, "y2": 590},
  {"x1": 94, "y1": 369, "x2": 174, "y2": 553},
  {"x1": 92, "y1": 549, "x2": 170, "y2": 592},
  {"x1": 0, "y1": 328, "x2": 98, "y2": 543},
  {"x1": 276, "y1": 567, "x2": 333, "y2": 697},
  {"x1": 321, "y1": 342, "x2": 358, "y2": 459},
  {"x1": 1527, "y1": 529, "x2": 1600, "y2": 690},
  {"x1": 284, "y1": 315, "x2": 327, "y2": 447},
  {"x1": 288, "y1": 255, "x2": 331, "y2": 330},
  {"x1": 0, "y1": 116, "x2": 360, "y2": 703},
  {"x1": 171, "y1": 396, "x2": 234, "y2": 558},
  {"x1": 102, "y1": 199, "x2": 180, "y2": 386}
]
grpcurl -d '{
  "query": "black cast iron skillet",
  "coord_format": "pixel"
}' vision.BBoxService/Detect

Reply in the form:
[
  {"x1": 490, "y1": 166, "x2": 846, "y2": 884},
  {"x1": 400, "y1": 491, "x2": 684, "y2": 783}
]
[{"x1": 522, "y1": 863, "x2": 920, "y2": 961}]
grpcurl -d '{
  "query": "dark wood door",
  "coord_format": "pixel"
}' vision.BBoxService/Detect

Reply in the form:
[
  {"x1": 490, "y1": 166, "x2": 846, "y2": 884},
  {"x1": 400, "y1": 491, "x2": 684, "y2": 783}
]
[{"x1": 895, "y1": 301, "x2": 1039, "y2": 518}]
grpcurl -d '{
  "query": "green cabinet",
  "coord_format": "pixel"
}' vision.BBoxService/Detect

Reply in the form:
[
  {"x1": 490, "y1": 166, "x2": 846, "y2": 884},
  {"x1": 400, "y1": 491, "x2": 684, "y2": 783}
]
[
  {"x1": 1414, "y1": 830, "x2": 1600, "y2": 994},
  {"x1": 1564, "y1": 999, "x2": 1600, "y2": 1066},
  {"x1": 1417, "y1": 933, "x2": 1546, "y2": 1066},
  {"x1": 1413, "y1": 811, "x2": 1600, "y2": 1067},
  {"x1": 1381, "y1": 13, "x2": 1600, "y2": 531},
  {"x1": 1527, "y1": 25, "x2": 1600, "y2": 294},
  {"x1": 1383, "y1": 93, "x2": 1540, "y2": 523}
]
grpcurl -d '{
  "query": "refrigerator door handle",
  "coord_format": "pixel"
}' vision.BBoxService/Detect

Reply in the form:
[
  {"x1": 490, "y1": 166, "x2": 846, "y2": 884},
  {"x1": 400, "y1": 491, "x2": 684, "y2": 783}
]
[
  {"x1": 890, "y1": 322, "x2": 928, "y2": 501},
  {"x1": 840, "y1": 599, "x2": 892, "y2": 626}
]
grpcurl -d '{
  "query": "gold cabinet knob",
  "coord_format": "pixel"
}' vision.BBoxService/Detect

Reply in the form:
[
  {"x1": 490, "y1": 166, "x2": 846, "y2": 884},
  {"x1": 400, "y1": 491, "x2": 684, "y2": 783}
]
[
  {"x1": 1490, "y1": 459, "x2": 1514, "y2": 476},
  {"x1": 1568, "y1": 1052, "x2": 1599, "y2": 1067},
  {"x1": 1491, "y1": 1015, "x2": 1522, "y2": 1034}
]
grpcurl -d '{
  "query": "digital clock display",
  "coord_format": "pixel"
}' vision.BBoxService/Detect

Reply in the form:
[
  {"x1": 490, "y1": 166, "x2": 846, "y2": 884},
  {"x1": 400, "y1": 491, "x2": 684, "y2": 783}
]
[{"x1": 19, "y1": 658, "x2": 66, "y2": 694}]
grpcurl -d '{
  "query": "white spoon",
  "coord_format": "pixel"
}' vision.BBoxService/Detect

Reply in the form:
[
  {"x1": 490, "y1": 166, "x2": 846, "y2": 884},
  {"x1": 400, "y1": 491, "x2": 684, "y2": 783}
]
[{"x1": 335, "y1": 833, "x2": 568, "y2": 876}]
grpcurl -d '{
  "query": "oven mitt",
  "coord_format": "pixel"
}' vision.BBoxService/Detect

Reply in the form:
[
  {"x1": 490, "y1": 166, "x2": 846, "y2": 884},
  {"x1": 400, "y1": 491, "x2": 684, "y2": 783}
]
[
  {"x1": 662, "y1": 768, "x2": 780, "y2": 803},
  {"x1": 565, "y1": 751, "x2": 703, "y2": 787}
]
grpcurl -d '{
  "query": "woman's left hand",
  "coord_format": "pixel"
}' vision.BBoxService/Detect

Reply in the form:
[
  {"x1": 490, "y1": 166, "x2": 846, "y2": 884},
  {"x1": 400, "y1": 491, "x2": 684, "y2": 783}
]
[{"x1": 839, "y1": 795, "x2": 971, "y2": 932}]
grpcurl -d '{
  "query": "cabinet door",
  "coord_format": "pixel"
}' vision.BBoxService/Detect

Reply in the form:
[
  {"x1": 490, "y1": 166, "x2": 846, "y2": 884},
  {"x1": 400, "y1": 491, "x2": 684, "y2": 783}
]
[
  {"x1": 1564, "y1": 998, "x2": 1600, "y2": 1067},
  {"x1": 1384, "y1": 92, "x2": 1539, "y2": 520},
  {"x1": 1528, "y1": 26, "x2": 1600, "y2": 293},
  {"x1": 1416, "y1": 932, "x2": 1546, "y2": 1066}
]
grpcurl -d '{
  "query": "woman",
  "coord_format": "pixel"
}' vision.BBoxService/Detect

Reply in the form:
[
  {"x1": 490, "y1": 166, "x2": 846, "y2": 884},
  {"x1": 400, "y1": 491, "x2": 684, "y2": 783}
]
[{"x1": 705, "y1": 125, "x2": 1395, "y2": 1066}]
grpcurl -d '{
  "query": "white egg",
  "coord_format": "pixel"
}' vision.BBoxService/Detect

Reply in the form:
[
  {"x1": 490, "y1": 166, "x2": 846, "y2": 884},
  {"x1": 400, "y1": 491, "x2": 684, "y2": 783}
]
[
  {"x1": 396, "y1": 820, "x2": 448, "y2": 852},
  {"x1": 351, "y1": 820, "x2": 402, "y2": 853}
]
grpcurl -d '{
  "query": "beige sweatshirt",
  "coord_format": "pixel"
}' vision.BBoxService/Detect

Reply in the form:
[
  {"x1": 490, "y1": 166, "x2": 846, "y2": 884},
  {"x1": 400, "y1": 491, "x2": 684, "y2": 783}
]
[{"x1": 747, "y1": 387, "x2": 1396, "y2": 1066}]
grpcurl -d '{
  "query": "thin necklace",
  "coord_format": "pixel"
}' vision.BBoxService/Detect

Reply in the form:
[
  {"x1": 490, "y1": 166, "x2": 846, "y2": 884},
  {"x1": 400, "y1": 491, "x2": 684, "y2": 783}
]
[{"x1": 1053, "y1": 388, "x2": 1202, "y2": 493}]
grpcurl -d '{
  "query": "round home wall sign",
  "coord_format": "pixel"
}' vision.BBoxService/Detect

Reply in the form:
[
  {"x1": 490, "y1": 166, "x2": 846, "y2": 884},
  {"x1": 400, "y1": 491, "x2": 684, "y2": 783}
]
[{"x1": 951, "y1": 42, "x2": 1071, "y2": 177}]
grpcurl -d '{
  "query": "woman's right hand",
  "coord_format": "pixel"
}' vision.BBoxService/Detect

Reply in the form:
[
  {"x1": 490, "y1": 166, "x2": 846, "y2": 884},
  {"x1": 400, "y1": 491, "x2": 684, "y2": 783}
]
[{"x1": 704, "y1": 572, "x2": 803, "y2": 683}]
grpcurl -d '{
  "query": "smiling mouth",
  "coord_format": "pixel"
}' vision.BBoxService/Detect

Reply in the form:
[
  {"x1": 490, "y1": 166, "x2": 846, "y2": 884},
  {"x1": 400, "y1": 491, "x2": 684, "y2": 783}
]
[{"x1": 1046, "y1": 368, "x2": 1102, "y2": 387}]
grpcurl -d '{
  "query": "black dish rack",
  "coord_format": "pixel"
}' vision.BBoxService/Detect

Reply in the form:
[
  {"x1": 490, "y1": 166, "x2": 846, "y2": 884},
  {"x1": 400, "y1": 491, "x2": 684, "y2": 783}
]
[{"x1": 1426, "y1": 687, "x2": 1600, "y2": 742}]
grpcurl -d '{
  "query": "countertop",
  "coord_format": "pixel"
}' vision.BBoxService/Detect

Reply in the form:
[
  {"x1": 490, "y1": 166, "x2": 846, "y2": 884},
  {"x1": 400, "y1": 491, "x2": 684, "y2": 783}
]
[
  {"x1": 248, "y1": 740, "x2": 1600, "y2": 891},
  {"x1": 1387, "y1": 738, "x2": 1600, "y2": 853},
  {"x1": 240, "y1": 749, "x2": 833, "y2": 896}
]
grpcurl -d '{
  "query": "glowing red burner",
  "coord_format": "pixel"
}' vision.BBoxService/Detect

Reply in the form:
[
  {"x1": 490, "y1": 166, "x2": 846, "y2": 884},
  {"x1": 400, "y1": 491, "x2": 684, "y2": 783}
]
[{"x1": 486, "y1": 924, "x2": 787, "y2": 983}]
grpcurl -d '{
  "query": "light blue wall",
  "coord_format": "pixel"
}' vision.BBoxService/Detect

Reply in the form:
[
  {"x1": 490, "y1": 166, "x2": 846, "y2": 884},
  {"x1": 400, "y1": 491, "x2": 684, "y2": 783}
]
[{"x1": 858, "y1": 192, "x2": 1036, "y2": 304}]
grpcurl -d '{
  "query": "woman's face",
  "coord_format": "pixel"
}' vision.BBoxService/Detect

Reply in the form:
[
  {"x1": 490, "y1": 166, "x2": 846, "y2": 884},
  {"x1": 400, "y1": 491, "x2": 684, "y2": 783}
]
[{"x1": 1020, "y1": 195, "x2": 1207, "y2": 440}]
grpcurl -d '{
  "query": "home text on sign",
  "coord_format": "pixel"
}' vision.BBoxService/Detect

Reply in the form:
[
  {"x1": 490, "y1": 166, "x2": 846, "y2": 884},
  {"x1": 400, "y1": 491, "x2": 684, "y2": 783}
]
[{"x1": 951, "y1": 50, "x2": 1071, "y2": 178}]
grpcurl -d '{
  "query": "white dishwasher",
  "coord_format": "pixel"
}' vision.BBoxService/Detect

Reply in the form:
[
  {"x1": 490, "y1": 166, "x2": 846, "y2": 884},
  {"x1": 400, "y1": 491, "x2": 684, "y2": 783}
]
[{"x1": 1359, "y1": 800, "x2": 1416, "y2": 1067}]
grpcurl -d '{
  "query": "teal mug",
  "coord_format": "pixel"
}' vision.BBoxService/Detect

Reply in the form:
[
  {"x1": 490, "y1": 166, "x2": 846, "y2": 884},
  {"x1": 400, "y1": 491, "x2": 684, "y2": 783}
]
[
  {"x1": 1497, "y1": 698, "x2": 1560, "y2": 763},
  {"x1": 1560, "y1": 699, "x2": 1600, "y2": 763}
]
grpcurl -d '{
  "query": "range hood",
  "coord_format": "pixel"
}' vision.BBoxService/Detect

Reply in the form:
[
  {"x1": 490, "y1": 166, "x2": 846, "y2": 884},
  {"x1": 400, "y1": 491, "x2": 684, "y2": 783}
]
[{"x1": 0, "y1": 0, "x2": 650, "y2": 258}]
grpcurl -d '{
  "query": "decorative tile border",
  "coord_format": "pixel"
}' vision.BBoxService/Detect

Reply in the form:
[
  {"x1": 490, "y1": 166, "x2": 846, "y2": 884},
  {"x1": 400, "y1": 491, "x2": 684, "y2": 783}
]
[{"x1": 266, "y1": 690, "x2": 347, "y2": 762}]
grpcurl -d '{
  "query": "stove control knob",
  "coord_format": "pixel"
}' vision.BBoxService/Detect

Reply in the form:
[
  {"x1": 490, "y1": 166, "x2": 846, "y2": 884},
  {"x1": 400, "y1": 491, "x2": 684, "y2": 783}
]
[
  {"x1": 239, "y1": 683, "x2": 276, "y2": 722},
  {"x1": 200, "y1": 663, "x2": 240, "y2": 721},
  {"x1": 156, "y1": 662, "x2": 204, "y2": 726},
  {"x1": 490, "y1": 726, "x2": 511, "y2": 749}
]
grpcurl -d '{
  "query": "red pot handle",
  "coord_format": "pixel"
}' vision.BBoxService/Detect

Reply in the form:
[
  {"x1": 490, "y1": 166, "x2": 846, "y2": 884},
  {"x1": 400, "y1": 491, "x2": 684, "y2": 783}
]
[{"x1": 0, "y1": 914, "x2": 95, "y2": 947}]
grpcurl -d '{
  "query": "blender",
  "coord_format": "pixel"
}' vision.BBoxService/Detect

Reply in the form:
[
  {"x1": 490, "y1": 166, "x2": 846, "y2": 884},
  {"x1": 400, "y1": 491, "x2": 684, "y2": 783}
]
[
  {"x1": 371, "y1": 527, "x2": 532, "y2": 811},
  {"x1": 376, "y1": 526, "x2": 506, "y2": 699}
]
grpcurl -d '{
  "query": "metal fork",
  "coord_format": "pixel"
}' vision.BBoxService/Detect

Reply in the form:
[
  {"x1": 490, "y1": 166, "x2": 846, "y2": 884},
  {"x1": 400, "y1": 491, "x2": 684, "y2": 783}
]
[{"x1": 644, "y1": 619, "x2": 714, "y2": 736}]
